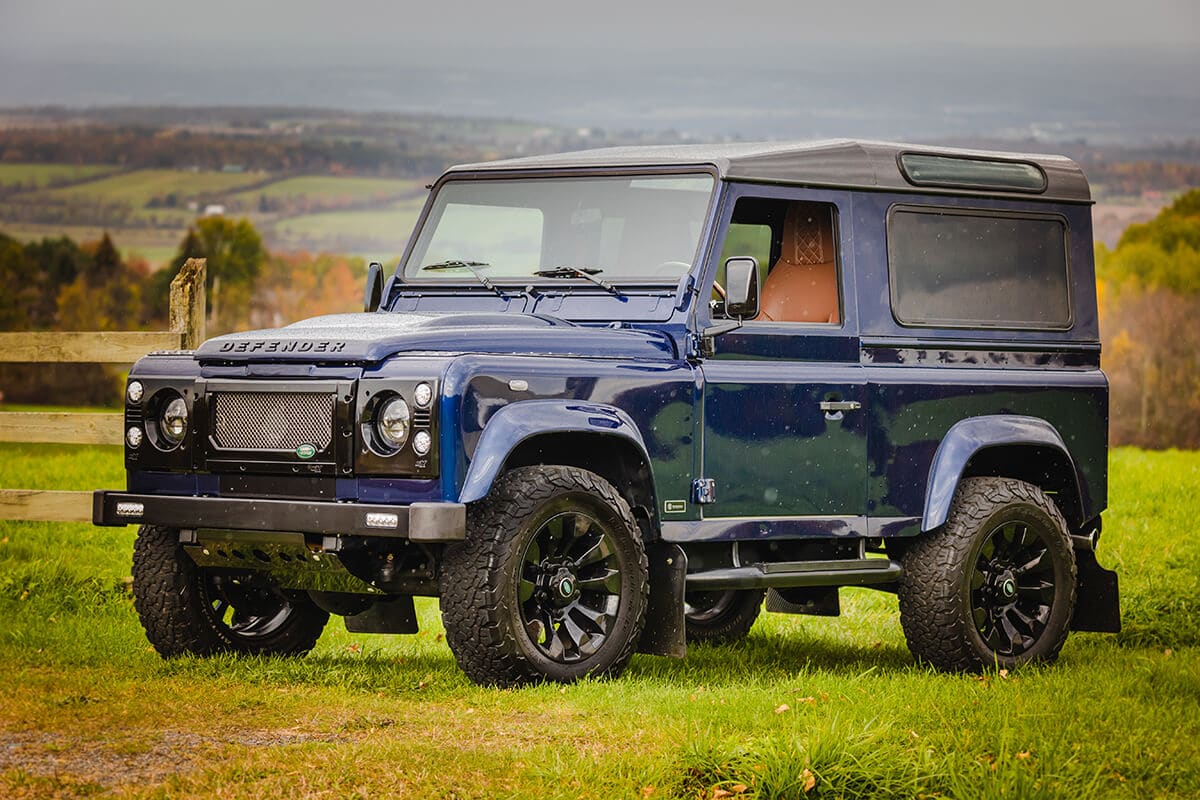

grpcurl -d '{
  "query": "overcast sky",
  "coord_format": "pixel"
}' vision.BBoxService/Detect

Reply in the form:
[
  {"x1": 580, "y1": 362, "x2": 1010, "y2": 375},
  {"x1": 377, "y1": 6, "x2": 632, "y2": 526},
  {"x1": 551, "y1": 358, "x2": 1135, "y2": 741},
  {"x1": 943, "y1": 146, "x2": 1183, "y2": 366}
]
[
  {"x1": 2, "y1": 0, "x2": 1196, "y2": 142},
  {"x1": 2, "y1": 0, "x2": 1198, "y2": 59}
]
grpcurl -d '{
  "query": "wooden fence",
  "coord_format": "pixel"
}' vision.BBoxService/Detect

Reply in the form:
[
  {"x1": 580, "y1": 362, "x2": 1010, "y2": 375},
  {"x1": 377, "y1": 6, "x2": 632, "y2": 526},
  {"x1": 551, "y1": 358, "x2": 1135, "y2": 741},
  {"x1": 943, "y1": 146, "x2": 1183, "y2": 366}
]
[{"x1": 0, "y1": 258, "x2": 206, "y2": 523}]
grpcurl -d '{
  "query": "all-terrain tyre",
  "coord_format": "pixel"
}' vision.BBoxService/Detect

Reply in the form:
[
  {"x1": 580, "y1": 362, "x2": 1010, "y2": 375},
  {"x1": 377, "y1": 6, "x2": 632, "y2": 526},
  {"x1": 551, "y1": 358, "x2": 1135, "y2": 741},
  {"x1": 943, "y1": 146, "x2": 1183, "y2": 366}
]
[
  {"x1": 898, "y1": 477, "x2": 1076, "y2": 671},
  {"x1": 439, "y1": 465, "x2": 650, "y2": 687},
  {"x1": 684, "y1": 589, "x2": 766, "y2": 645},
  {"x1": 131, "y1": 525, "x2": 329, "y2": 657}
]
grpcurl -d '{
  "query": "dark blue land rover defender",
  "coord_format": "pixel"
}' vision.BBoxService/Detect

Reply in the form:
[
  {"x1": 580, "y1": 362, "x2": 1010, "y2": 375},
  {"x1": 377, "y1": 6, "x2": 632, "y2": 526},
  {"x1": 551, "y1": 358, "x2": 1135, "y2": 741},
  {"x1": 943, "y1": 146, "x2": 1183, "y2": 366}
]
[{"x1": 96, "y1": 140, "x2": 1120, "y2": 686}]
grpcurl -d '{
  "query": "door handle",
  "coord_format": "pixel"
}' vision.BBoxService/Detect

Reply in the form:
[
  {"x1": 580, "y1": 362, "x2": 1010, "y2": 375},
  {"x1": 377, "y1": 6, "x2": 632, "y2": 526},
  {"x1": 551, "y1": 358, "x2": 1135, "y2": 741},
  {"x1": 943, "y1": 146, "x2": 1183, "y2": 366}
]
[{"x1": 818, "y1": 400, "x2": 861, "y2": 412}]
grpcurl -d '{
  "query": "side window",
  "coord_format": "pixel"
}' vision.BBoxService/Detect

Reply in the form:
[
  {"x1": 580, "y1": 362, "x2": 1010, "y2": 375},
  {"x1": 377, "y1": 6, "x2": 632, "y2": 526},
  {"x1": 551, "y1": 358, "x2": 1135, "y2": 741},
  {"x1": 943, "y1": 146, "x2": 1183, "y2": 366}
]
[
  {"x1": 887, "y1": 208, "x2": 1070, "y2": 328},
  {"x1": 718, "y1": 197, "x2": 841, "y2": 324}
]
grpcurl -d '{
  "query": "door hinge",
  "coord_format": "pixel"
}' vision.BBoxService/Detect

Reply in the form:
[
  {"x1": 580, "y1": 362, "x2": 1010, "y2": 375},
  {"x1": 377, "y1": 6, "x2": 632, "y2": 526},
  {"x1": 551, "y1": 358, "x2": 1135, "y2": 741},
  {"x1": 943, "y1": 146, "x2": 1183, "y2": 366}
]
[
  {"x1": 686, "y1": 332, "x2": 714, "y2": 361},
  {"x1": 692, "y1": 478, "x2": 717, "y2": 505}
]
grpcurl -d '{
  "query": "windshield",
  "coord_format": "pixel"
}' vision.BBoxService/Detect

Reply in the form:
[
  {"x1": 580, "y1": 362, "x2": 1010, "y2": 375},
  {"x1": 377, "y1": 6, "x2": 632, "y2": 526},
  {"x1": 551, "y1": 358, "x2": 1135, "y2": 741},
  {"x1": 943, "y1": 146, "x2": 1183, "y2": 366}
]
[{"x1": 402, "y1": 173, "x2": 715, "y2": 284}]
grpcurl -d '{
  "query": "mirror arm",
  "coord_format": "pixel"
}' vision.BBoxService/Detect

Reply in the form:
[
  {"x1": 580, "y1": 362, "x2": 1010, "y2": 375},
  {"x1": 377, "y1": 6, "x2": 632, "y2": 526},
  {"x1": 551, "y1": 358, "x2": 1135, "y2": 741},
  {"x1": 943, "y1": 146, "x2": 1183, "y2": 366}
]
[
  {"x1": 364, "y1": 261, "x2": 385, "y2": 312},
  {"x1": 701, "y1": 318, "x2": 742, "y2": 338}
]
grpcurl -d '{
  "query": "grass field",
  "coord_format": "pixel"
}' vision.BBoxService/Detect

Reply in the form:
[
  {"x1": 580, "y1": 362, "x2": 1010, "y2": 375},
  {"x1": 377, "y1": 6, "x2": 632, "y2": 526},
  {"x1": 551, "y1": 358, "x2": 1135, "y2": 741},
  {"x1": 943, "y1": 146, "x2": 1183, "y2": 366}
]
[
  {"x1": 0, "y1": 446, "x2": 1197, "y2": 798},
  {"x1": 271, "y1": 197, "x2": 426, "y2": 240},
  {"x1": 38, "y1": 169, "x2": 269, "y2": 209},
  {"x1": 268, "y1": 197, "x2": 426, "y2": 262},
  {"x1": 0, "y1": 164, "x2": 119, "y2": 190},
  {"x1": 231, "y1": 176, "x2": 422, "y2": 204},
  {"x1": 1, "y1": 165, "x2": 430, "y2": 264}
]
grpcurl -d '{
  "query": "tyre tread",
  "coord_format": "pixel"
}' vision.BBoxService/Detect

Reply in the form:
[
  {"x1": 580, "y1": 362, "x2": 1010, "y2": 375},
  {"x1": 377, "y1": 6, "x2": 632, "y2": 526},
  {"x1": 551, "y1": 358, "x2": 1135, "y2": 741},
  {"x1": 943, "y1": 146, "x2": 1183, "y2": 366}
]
[
  {"x1": 897, "y1": 477, "x2": 1076, "y2": 671},
  {"x1": 440, "y1": 465, "x2": 649, "y2": 687}
]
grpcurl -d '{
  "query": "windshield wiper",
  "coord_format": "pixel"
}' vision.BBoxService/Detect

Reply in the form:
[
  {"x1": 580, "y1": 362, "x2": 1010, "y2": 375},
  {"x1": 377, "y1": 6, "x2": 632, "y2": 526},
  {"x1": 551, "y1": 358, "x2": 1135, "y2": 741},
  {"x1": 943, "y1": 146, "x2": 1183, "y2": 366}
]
[
  {"x1": 533, "y1": 266, "x2": 625, "y2": 298},
  {"x1": 419, "y1": 260, "x2": 508, "y2": 298}
]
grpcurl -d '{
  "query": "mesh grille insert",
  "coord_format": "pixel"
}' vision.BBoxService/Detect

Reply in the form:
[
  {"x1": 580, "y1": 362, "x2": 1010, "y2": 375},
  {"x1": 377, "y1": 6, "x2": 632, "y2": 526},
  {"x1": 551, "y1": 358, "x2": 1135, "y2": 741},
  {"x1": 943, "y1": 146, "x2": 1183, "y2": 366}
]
[{"x1": 212, "y1": 392, "x2": 334, "y2": 451}]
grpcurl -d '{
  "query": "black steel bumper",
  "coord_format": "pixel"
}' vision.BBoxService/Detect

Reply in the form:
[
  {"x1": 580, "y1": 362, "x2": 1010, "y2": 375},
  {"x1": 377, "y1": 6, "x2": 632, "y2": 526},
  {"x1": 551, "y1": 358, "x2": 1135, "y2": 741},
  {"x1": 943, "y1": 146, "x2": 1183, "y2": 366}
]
[{"x1": 92, "y1": 491, "x2": 466, "y2": 542}]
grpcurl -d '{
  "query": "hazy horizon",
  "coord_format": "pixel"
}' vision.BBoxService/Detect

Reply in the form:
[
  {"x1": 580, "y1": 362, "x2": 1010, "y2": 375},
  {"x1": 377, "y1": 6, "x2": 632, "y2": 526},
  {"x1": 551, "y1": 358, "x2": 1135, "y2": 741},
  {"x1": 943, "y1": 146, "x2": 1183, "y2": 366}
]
[{"x1": 2, "y1": 1, "x2": 1198, "y2": 144}]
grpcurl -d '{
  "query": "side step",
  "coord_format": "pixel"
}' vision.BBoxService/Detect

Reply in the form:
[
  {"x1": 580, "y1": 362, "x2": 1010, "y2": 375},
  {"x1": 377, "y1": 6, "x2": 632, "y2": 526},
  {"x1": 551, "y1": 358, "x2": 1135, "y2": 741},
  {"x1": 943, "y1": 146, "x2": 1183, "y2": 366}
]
[{"x1": 685, "y1": 557, "x2": 902, "y2": 591}]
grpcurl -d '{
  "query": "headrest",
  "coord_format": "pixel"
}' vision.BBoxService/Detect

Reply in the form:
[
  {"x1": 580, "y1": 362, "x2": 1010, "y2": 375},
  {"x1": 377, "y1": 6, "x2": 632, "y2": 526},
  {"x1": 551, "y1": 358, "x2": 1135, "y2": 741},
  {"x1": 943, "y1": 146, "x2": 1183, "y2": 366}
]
[{"x1": 780, "y1": 203, "x2": 835, "y2": 266}]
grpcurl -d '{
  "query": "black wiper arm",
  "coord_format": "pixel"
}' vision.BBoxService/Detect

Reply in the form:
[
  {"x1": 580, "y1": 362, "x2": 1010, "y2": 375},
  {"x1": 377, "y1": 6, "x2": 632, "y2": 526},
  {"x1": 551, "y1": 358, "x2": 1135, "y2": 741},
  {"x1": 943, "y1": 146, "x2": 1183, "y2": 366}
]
[
  {"x1": 533, "y1": 266, "x2": 625, "y2": 298},
  {"x1": 421, "y1": 260, "x2": 491, "y2": 270},
  {"x1": 419, "y1": 260, "x2": 507, "y2": 298}
]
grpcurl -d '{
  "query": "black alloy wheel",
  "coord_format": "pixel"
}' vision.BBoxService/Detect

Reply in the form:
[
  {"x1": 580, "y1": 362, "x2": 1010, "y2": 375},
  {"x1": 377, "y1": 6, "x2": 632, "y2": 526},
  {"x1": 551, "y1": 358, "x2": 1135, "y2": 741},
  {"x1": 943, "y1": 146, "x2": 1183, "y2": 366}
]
[
  {"x1": 683, "y1": 589, "x2": 765, "y2": 644},
  {"x1": 518, "y1": 508, "x2": 624, "y2": 664},
  {"x1": 201, "y1": 574, "x2": 300, "y2": 644},
  {"x1": 440, "y1": 465, "x2": 649, "y2": 687},
  {"x1": 898, "y1": 477, "x2": 1076, "y2": 671},
  {"x1": 969, "y1": 519, "x2": 1058, "y2": 657},
  {"x1": 132, "y1": 525, "x2": 329, "y2": 658}
]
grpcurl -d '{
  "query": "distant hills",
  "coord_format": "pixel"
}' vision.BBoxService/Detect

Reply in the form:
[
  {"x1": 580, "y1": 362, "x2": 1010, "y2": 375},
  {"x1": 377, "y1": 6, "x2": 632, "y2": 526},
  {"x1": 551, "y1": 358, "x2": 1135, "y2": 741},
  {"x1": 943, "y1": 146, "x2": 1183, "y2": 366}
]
[{"x1": 0, "y1": 105, "x2": 1197, "y2": 260}]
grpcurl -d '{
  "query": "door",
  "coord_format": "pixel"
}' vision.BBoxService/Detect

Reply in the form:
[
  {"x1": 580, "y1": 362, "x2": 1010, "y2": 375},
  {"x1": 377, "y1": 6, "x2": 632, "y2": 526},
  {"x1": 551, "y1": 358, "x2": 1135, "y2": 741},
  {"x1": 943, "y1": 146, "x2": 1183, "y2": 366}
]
[{"x1": 698, "y1": 191, "x2": 867, "y2": 532}]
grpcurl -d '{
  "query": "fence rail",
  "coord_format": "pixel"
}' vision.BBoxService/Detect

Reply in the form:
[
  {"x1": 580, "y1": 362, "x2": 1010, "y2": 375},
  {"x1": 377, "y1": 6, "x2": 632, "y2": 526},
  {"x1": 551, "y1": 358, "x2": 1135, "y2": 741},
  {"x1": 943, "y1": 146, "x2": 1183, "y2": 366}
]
[{"x1": 0, "y1": 258, "x2": 206, "y2": 523}]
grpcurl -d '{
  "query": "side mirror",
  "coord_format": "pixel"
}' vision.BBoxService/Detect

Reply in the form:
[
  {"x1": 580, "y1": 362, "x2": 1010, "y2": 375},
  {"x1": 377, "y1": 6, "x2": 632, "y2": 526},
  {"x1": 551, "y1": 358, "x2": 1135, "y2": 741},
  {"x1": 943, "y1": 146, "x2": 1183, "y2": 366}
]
[
  {"x1": 364, "y1": 262, "x2": 385, "y2": 312},
  {"x1": 723, "y1": 256, "x2": 759, "y2": 319}
]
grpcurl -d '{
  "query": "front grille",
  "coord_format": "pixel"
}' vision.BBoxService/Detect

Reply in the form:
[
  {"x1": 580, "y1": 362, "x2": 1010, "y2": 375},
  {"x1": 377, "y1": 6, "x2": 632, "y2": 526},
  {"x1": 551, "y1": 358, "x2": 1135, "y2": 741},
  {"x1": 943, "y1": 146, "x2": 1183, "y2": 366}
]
[{"x1": 212, "y1": 392, "x2": 334, "y2": 451}]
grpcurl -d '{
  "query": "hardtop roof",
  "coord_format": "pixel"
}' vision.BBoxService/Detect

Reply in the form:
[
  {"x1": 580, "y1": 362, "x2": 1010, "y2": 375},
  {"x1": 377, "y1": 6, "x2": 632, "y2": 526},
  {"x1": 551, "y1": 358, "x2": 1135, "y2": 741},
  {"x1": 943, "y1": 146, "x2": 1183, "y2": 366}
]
[{"x1": 445, "y1": 139, "x2": 1091, "y2": 203}]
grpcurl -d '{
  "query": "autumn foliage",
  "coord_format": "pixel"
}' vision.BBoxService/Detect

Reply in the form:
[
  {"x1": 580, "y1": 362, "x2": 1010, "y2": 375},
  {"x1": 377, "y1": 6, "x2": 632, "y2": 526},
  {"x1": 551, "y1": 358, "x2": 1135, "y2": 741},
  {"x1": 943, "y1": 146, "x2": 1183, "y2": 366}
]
[
  {"x1": 0, "y1": 218, "x2": 366, "y2": 404},
  {"x1": 1099, "y1": 188, "x2": 1200, "y2": 448}
]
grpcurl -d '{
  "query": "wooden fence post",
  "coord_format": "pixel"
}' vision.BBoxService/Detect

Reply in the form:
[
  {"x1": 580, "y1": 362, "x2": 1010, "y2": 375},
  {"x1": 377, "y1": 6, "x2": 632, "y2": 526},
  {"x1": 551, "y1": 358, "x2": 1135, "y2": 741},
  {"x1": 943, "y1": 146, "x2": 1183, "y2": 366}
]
[
  {"x1": 0, "y1": 257, "x2": 211, "y2": 522},
  {"x1": 169, "y1": 258, "x2": 207, "y2": 349}
]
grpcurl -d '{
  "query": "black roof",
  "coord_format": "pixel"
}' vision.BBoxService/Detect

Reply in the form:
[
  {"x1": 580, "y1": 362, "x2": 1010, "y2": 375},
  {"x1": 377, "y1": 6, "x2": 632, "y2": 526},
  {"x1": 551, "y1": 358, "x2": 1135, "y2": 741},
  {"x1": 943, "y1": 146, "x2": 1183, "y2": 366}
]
[{"x1": 447, "y1": 139, "x2": 1091, "y2": 203}]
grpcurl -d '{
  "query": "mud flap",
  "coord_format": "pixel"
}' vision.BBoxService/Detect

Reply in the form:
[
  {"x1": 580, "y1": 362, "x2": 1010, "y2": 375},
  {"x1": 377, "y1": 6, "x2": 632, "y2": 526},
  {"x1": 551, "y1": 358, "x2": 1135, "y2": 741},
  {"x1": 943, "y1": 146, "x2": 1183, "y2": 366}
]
[
  {"x1": 766, "y1": 587, "x2": 841, "y2": 616},
  {"x1": 636, "y1": 541, "x2": 687, "y2": 658},
  {"x1": 1070, "y1": 549, "x2": 1121, "y2": 633},
  {"x1": 344, "y1": 595, "x2": 420, "y2": 634}
]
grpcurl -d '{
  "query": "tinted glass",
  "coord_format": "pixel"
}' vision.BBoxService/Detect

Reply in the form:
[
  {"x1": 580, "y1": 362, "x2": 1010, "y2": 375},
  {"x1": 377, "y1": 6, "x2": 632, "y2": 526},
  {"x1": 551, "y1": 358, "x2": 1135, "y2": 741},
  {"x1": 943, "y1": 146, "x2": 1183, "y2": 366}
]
[
  {"x1": 888, "y1": 209, "x2": 1071, "y2": 328},
  {"x1": 900, "y1": 154, "x2": 1046, "y2": 192}
]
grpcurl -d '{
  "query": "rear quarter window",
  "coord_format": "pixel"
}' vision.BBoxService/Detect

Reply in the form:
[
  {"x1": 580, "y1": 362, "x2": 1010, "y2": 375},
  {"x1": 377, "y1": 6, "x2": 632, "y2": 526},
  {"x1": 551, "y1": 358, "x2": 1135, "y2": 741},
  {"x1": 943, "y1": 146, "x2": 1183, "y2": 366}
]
[{"x1": 887, "y1": 207, "x2": 1071, "y2": 329}]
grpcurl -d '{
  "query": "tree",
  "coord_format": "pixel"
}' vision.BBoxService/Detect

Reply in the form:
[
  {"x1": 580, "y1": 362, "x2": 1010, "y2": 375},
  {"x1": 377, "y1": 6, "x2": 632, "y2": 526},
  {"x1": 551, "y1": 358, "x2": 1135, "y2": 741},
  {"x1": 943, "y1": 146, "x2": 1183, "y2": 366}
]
[
  {"x1": 0, "y1": 234, "x2": 37, "y2": 330},
  {"x1": 1100, "y1": 188, "x2": 1200, "y2": 293},
  {"x1": 22, "y1": 236, "x2": 92, "y2": 328},
  {"x1": 1099, "y1": 186, "x2": 1200, "y2": 448},
  {"x1": 90, "y1": 232, "x2": 122, "y2": 287},
  {"x1": 154, "y1": 218, "x2": 267, "y2": 333}
]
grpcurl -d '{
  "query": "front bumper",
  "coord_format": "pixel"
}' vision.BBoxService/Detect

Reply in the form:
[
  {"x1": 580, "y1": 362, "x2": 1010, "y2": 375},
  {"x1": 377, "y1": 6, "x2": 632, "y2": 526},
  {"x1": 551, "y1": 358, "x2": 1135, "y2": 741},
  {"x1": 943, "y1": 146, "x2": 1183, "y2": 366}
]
[{"x1": 92, "y1": 491, "x2": 466, "y2": 542}]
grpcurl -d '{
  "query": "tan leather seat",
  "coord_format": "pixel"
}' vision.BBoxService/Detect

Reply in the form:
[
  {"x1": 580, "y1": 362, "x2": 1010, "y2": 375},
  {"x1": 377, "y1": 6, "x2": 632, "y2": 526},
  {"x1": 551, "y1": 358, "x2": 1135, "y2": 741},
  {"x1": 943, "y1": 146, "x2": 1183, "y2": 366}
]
[{"x1": 757, "y1": 203, "x2": 840, "y2": 324}]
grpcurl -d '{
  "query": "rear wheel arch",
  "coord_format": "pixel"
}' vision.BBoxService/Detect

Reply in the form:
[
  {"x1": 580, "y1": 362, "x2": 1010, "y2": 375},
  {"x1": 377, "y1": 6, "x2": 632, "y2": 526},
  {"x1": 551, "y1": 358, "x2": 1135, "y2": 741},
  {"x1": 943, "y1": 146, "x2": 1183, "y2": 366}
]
[
  {"x1": 923, "y1": 416, "x2": 1087, "y2": 533},
  {"x1": 959, "y1": 444, "x2": 1083, "y2": 528}
]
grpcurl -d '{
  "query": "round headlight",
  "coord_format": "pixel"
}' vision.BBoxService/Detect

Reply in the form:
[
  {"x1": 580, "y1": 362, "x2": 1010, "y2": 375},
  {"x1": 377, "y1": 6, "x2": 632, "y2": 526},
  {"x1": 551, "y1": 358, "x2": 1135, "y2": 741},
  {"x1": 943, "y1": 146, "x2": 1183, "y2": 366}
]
[
  {"x1": 126, "y1": 426, "x2": 143, "y2": 448},
  {"x1": 377, "y1": 396, "x2": 411, "y2": 448},
  {"x1": 412, "y1": 430, "x2": 432, "y2": 456},
  {"x1": 413, "y1": 382, "x2": 433, "y2": 409},
  {"x1": 160, "y1": 397, "x2": 188, "y2": 444},
  {"x1": 127, "y1": 381, "x2": 144, "y2": 403}
]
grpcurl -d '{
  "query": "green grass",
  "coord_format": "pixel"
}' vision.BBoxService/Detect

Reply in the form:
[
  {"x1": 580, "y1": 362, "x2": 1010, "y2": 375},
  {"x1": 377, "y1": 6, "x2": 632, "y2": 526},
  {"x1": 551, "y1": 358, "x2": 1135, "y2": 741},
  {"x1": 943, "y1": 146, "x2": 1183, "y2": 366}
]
[
  {"x1": 231, "y1": 176, "x2": 422, "y2": 203},
  {"x1": 0, "y1": 446, "x2": 1197, "y2": 798},
  {"x1": 39, "y1": 169, "x2": 269, "y2": 209},
  {"x1": 0, "y1": 163, "x2": 119, "y2": 190},
  {"x1": 271, "y1": 197, "x2": 425, "y2": 241}
]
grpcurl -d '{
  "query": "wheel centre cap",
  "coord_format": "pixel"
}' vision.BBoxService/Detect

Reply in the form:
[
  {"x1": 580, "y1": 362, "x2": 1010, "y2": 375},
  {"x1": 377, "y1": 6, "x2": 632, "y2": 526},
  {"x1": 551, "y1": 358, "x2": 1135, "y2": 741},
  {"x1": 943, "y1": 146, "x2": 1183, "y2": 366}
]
[
  {"x1": 1000, "y1": 577, "x2": 1017, "y2": 599},
  {"x1": 547, "y1": 567, "x2": 577, "y2": 603}
]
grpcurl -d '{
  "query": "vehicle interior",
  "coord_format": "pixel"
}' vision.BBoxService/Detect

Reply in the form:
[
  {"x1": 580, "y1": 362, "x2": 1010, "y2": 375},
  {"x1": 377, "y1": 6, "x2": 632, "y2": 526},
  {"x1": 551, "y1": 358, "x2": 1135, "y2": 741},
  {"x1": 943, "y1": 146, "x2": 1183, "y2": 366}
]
[{"x1": 718, "y1": 198, "x2": 841, "y2": 324}]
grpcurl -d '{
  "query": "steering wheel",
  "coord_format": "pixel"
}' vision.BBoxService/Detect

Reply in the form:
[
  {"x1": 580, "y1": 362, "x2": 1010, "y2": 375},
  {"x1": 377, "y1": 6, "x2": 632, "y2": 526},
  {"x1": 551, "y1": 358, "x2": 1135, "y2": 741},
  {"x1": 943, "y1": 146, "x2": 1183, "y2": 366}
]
[{"x1": 711, "y1": 281, "x2": 727, "y2": 300}]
